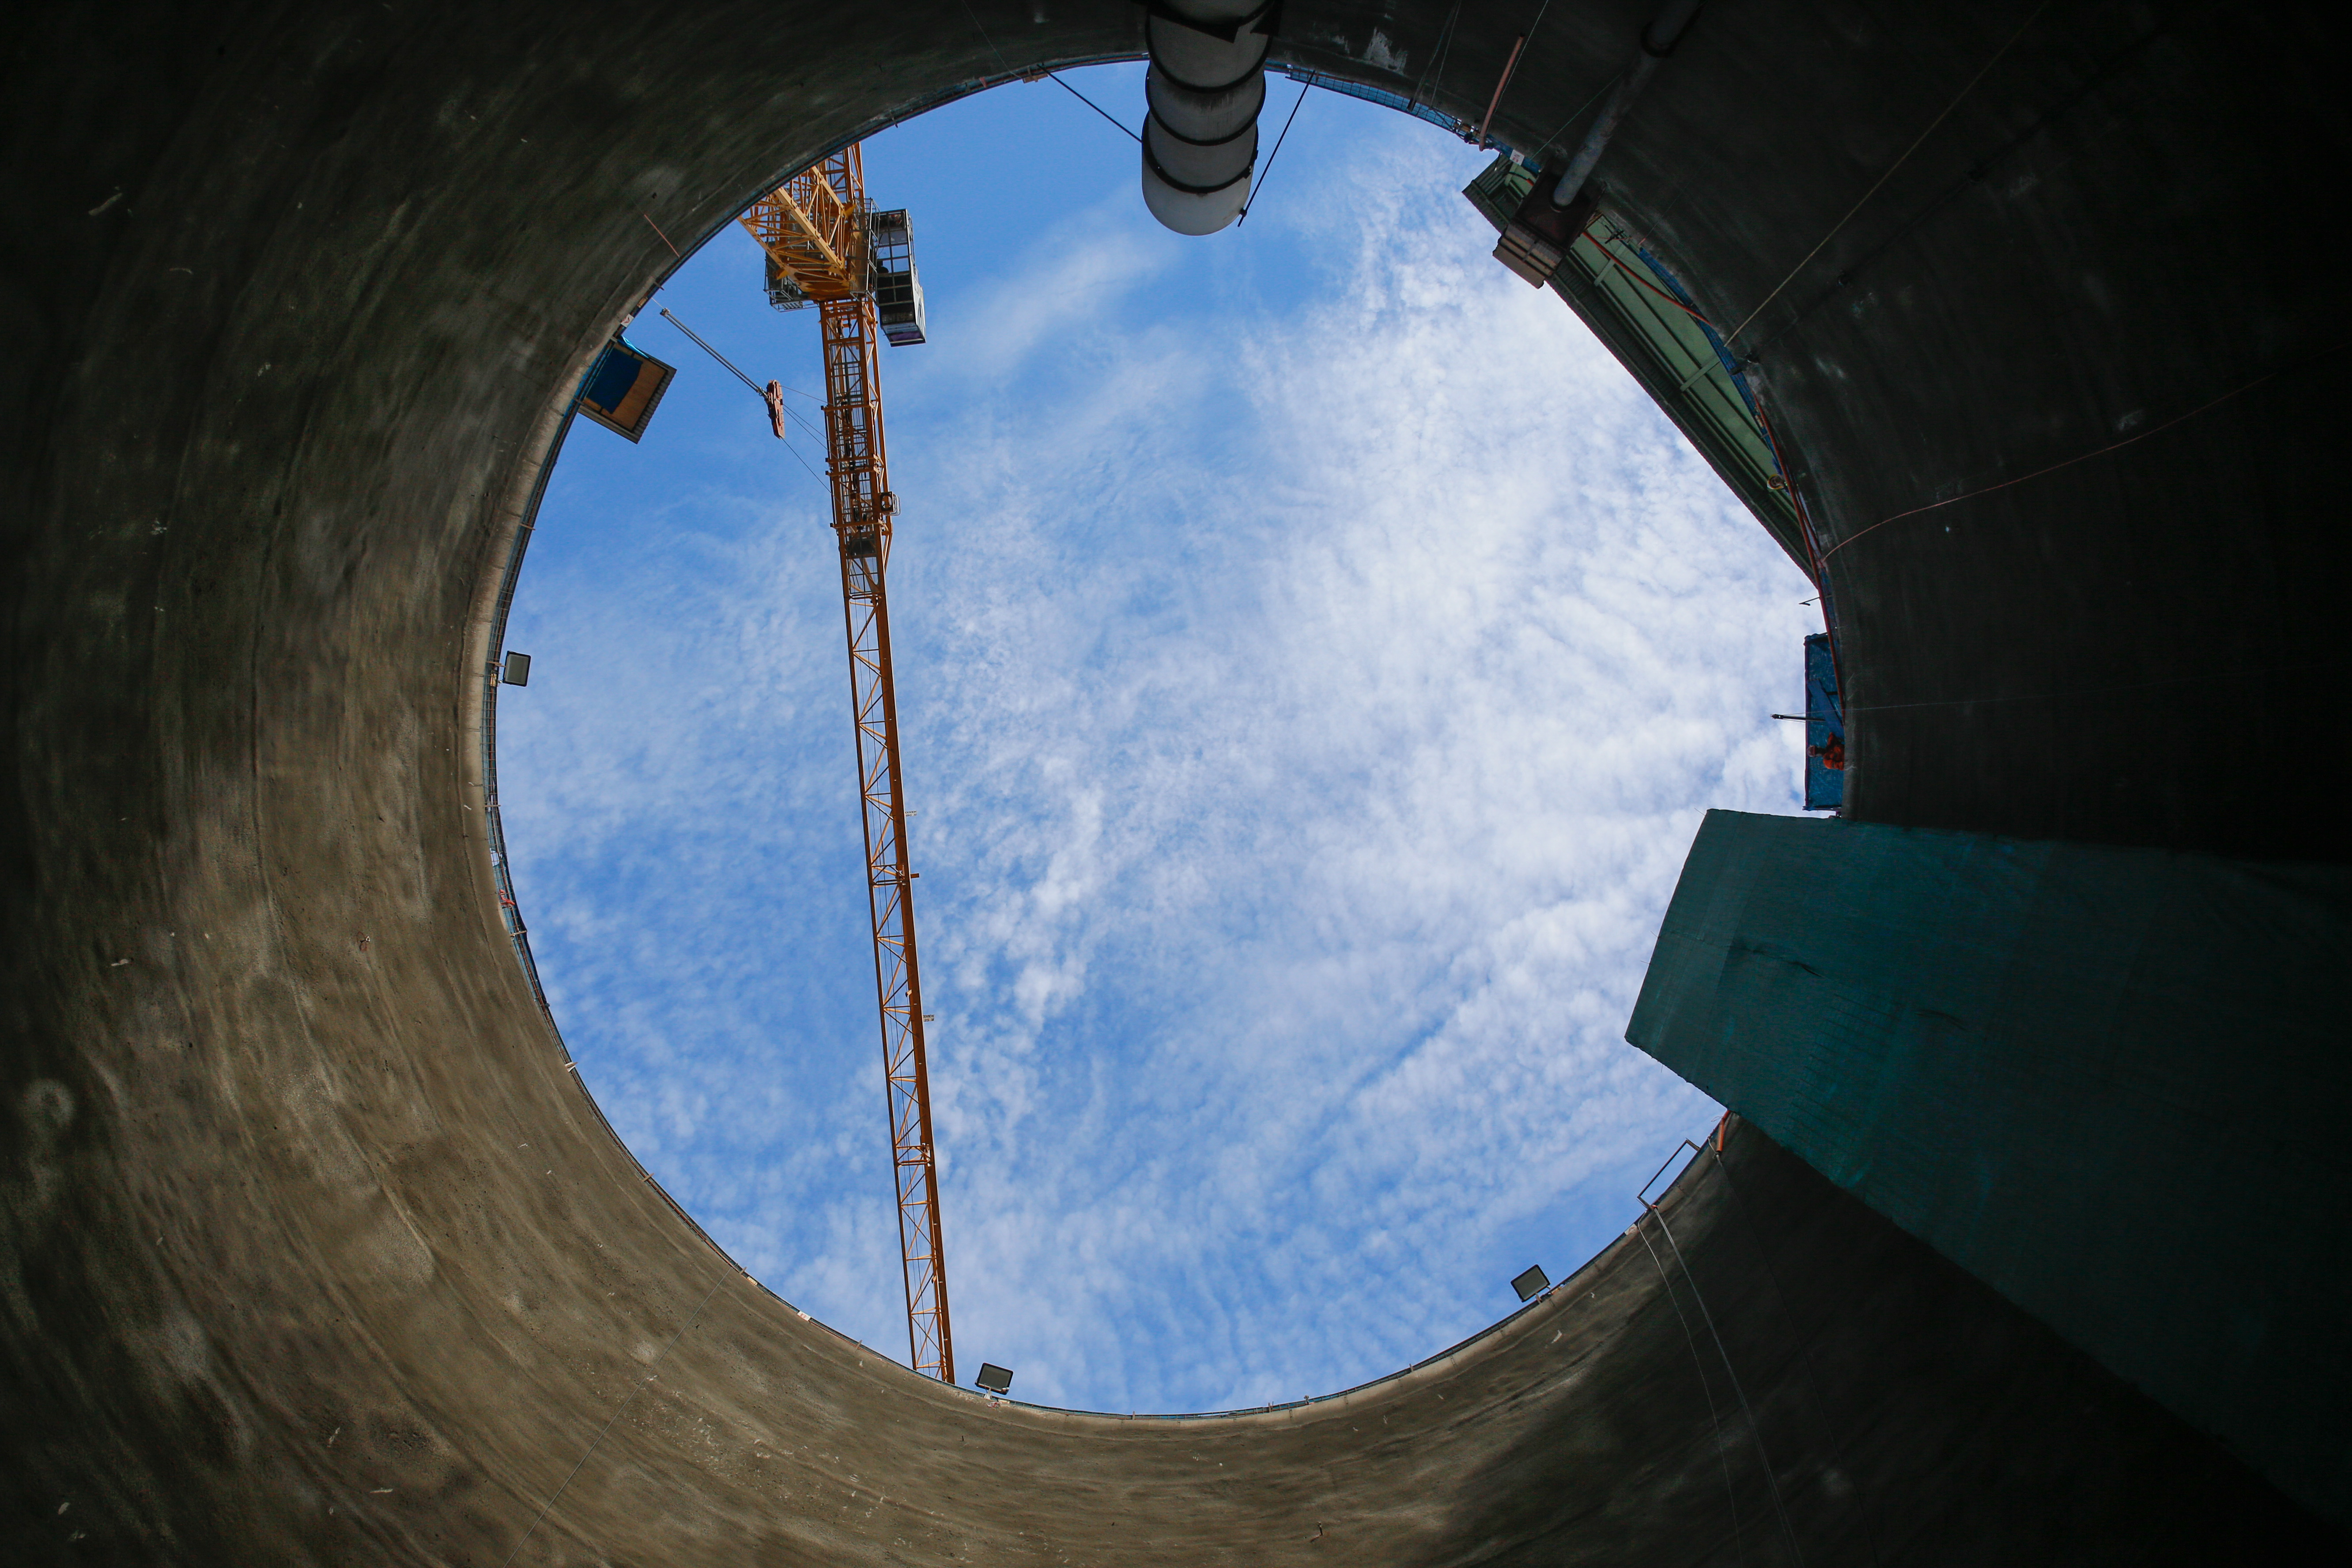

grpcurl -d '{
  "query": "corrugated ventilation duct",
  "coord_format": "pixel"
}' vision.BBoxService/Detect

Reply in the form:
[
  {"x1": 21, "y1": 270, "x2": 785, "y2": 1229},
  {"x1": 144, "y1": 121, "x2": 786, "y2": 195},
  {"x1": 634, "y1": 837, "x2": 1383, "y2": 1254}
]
[{"x1": 1140, "y1": 1, "x2": 1275, "y2": 235}]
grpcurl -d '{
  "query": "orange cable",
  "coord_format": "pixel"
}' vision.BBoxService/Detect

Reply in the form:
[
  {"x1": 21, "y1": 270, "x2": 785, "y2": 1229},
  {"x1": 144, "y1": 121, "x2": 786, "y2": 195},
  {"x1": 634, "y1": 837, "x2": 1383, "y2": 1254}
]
[{"x1": 1583, "y1": 229, "x2": 1714, "y2": 324}]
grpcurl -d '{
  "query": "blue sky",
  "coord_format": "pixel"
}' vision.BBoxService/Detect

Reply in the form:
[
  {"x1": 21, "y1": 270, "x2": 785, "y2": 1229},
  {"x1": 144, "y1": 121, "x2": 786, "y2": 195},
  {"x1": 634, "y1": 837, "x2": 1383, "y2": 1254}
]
[{"x1": 496, "y1": 64, "x2": 1815, "y2": 1413}]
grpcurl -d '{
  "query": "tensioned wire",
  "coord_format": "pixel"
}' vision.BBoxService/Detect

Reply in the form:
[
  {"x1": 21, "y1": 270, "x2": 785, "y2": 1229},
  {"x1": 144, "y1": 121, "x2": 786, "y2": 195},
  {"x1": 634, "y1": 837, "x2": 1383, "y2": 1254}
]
[
  {"x1": 1721, "y1": 0, "x2": 2054, "y2": 347},
  {"x1": 660, "y1": 307, "x2": 831, "y2": 489}
]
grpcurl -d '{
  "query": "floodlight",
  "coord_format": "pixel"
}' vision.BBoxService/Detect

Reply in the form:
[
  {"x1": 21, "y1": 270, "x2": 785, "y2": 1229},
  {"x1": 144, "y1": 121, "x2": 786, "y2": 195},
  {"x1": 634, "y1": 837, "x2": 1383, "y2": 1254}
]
[
  {"x1": 1511, "y1": 1265, "x2": 1550, "y2": 1302},
  {"x1": 502, "y1": 651, "x2": 532, "y2": 687},
  {"x1": 974, "y1": 1363, "x2": 1014, "y2": 1394}
]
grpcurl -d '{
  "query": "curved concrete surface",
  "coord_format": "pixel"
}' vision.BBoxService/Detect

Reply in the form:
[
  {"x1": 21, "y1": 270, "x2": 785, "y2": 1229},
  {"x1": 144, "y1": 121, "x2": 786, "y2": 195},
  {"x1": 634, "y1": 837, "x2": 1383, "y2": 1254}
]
[{"x1": 5, "y1": 1, "x2": 2343, "y2": 1561}]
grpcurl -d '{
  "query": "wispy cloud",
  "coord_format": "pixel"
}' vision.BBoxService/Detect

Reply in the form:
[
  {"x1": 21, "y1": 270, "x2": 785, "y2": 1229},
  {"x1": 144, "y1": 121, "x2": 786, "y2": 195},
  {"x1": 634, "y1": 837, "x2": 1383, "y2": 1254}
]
[
  {"x1": 925, "y1": 191, "x2": 1177, "y2": 381},
  {"x1": 498, "y1": 89, "x2": 1813, "y2": 1412}
]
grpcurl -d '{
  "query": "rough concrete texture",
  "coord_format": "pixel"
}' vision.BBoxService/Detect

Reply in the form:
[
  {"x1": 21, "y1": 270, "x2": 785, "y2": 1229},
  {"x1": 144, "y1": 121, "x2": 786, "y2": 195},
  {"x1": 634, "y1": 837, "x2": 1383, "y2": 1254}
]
[{"x1": 3, "y1": 1, "x2": 2343, "y2": 1562}]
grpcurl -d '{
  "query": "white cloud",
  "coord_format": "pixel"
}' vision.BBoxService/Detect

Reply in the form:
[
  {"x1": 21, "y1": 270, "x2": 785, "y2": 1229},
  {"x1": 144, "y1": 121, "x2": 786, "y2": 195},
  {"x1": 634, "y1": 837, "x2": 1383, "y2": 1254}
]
[
  {"x1": 920, "y1": 189, "x2": 1178, "y2": 383},
  {"x1": 498, "y1": 97, "x2": 1814, "y2": 1414}
]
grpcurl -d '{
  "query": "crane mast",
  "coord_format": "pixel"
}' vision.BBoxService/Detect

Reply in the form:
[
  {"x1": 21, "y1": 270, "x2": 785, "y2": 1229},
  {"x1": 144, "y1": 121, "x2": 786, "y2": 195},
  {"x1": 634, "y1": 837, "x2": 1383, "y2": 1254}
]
[{"x1": 738, "y1": 147, "x2": 952, "y2": 1385}]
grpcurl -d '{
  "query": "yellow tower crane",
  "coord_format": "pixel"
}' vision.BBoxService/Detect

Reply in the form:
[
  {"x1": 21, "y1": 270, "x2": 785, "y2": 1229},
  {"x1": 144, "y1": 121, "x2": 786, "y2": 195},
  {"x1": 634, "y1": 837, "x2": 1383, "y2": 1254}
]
[{"x1": 736, "y1": 146, "x2": 950, "y2": 1385}]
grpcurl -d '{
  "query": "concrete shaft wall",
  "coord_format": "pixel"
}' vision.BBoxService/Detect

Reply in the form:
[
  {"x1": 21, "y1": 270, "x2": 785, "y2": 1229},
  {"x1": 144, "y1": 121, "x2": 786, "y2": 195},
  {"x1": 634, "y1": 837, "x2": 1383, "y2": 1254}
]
[{"x1": 4, "y1": 1, "x2": 2342, "y2": 1561}]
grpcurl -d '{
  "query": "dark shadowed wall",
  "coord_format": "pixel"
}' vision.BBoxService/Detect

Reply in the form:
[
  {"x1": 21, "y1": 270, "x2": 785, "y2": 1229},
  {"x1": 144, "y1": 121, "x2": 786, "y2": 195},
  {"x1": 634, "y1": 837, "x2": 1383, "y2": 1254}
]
[{"x1": 4, "y1": 2, "x2": 2344, "y2": 1562}]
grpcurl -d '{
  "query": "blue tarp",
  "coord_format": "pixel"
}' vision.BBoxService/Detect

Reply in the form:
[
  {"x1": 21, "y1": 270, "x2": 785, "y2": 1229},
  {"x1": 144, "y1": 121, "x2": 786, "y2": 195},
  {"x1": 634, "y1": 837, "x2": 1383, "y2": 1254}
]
[
  {"x1": 583, "y1": 342, "x2": 643, "y2": 414},
  {"x1": 1804, "y1": 632, "x2": 1844, "y2": 810}
]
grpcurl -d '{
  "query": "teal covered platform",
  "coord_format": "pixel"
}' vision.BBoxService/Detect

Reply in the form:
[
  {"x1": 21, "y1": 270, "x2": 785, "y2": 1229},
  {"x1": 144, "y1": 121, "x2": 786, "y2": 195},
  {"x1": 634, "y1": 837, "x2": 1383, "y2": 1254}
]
[{"x1": 1628, "y1": 810, "x2": 2352, "y2": 1521}]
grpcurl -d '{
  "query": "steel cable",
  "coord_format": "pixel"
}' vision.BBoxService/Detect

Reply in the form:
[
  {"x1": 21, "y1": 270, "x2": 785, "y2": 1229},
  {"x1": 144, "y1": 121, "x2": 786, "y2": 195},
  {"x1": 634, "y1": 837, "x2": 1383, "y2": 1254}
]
[
  {"x1": 1634, "y1": 1220, "x2": 1751, "y2": 1566},
  {"x1": 1050, "y1": 71, "x2": 1140, "y2": 143},
  {"x1": 1722, "y1": 0, "x2": 2054, "y2": 348},
  {"x1": 1238, "y1": 81, "x2": 1310, "y2": 223},
  {"x1": 1704, "y1": 1135, "x2": 1888, "y2": 1566},
  {"x1": 1646, "y1": 1201, "x2": 1806, "y2": 1564}
]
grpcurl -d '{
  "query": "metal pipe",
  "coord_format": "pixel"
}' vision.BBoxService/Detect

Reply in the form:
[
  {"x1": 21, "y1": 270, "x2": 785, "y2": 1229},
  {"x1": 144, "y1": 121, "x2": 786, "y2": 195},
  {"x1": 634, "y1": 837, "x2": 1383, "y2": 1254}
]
[
  {"x1": 1476, "y1": 33, "x2": 1529, "y2": 149},
  {"x1": 1643, "y1": 0, "x2": 1706, "y2": 55},
  {"x1": 1141, "y1": 0, "x2": 1275, "y2": 234},
  {"x1": 1549, "y1": 0, "x2": 1705, "y2": 208}
]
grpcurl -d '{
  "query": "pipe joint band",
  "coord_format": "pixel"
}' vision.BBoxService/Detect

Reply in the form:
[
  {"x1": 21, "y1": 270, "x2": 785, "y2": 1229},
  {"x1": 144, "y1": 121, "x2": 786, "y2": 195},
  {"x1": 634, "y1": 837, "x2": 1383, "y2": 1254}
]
[
  {"x1": 1136, "y1": 0, "x2": 1280, "y2": 45},
  {"x1": 1142, "y1": 141, "x2": 1253, "y2": 196}
]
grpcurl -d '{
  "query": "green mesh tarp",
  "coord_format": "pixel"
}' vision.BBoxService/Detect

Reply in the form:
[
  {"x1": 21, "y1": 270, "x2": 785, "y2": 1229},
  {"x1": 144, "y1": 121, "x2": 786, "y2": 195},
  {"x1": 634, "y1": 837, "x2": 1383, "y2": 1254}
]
[{"x1": 1628, "y1": 810, "x2": 2352, "y2": 1523}]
